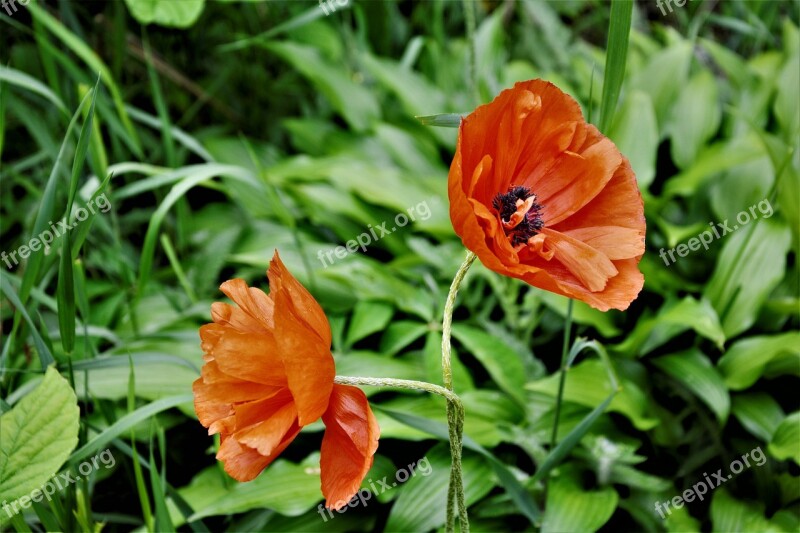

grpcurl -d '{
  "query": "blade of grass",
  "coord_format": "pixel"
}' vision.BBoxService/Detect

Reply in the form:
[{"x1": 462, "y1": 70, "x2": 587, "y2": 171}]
[
  {"x1": 159, "y1": 233, "x2": 198, "y2": 304},
  {"x1": 128, "y1": 356, "x2": 154, "y2": 532},
  {"x1": 19, "y1": 88, "x2": 91, "y2": 305},
  {"x1": 150, "y1": 427, "x2": 175, "y2": 533},
  {"x1": 597, "y1": 0, "x2": 633, "y2": 133},
  {"x1": 0, "y1": 274, "x2": 55, "y2": 367},
  {"x1": 57, "y1": 77, "x2": 99, "y2": 354},
  {"x1": 69, "y1": 393, "x2": 193, "y2": 464},
  {"x1": 26, "y1": 2, "x2": 142, "y2": 156},
  {"x1": 0, "y1": 65, "x2": 67, "y2": 115}
]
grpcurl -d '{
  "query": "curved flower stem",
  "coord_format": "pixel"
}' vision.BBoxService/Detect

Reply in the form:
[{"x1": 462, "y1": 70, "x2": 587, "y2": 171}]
[
  {"x1": 333, "y1": 376, "x2": 464, "y2": 407},
  {"x1": 441, "y1": 250, "x2": 476, "y2": 533},
  {"x1": 442, "y1": 251, "x2": 477, "y2": 391}
]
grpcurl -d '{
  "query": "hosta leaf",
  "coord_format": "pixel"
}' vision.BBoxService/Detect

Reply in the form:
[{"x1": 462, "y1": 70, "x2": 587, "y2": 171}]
[
  {"x1": 653, "y1": 349, "x2": 730, "y2": 423},
  {"x1": 769, "y1": 412, "x2": 800, "y2": 464},
  {"x1": 542, "y1": 472, "x2": 618, "y2": 533},
  {"x1": 718, "y1": 332, "x2": 800, "y2": 390}
]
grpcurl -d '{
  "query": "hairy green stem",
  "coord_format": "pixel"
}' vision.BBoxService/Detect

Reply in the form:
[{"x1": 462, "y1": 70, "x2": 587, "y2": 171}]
[
  {"x1": 333, "y1": 376, "x2": 463, "y2": 407},
  {"x1": 441, "y1": 250, "x2": 476, "y2": 533}
]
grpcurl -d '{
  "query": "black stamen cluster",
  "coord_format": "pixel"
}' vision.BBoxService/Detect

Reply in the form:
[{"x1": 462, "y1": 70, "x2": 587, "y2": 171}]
[{"x1": 492, "y1": 186, "x2": 544, "y2": 246}]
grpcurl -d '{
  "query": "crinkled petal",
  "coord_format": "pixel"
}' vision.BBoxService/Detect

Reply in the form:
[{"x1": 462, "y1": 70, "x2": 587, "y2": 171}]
[
  {"x1": 320, "y1": 385, "x2": 380, "y2": 510},
  {"x1": 217, "y1": 428, "x2": 300, "y2": 482}
]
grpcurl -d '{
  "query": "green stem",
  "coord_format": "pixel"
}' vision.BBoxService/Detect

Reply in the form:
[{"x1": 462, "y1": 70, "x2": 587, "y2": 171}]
[
  {"x1": 441, "y1": 250, "x2": 476, "y2": 533},
  {"x1": 549, "y1": 299, "x2": 574, "y2": 448},
  {"x1": 333, "y1": 376, "x2": 463, "y2": 407},
  {"x1": 442, "y1": 252, "x2": 477, "y2": 390}
]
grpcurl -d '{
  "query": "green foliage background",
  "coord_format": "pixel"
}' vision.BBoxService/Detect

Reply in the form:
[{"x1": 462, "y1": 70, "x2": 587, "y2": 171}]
[{"x1": 1, "y1": 0, "x2": 798, "y2": 531}]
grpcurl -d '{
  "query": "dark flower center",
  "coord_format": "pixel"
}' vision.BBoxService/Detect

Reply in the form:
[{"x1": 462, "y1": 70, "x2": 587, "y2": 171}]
[{"x1": 492, "y1": 186, "x2": 544, "y2": 246}]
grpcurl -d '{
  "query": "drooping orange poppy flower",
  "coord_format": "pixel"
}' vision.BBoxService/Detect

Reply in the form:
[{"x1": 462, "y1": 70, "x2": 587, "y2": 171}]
[
  {"x1": 193, "y1": 251, "x2": 379, "y2": 509},
  {"x1": 448, "y1": 79, "x2": 646, "y2": 311}
]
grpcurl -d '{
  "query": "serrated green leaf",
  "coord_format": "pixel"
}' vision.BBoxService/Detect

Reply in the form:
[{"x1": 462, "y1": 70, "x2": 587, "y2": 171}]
[{"x1": 0, "y1": 367, "x2": 80, "y2": 507}]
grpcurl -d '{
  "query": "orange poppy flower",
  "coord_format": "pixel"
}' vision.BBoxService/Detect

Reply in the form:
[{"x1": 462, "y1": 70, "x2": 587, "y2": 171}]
[
  {"x1": 193, "y1": 251, "x2": 379, "y2": 509},
  {"x1": 448, "y1": 79, "x2": 646, "y2": 311}
]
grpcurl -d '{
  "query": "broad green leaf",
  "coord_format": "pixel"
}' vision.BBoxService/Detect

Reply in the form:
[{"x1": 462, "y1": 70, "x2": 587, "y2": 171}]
[
  {"x1": 732, "y1": 393, "x2": 785, "y2": 441},
  {"x1": 630, "y1": 41, "x2": 693, "y2": 131},
  {"x1": 379, "y1": 321, "x2": 428, "y2": 355},
  {"x1": 653, "y1": 350, "x2": 730, "y2": 423},
  {"x1": 264, "y1": 42, "x2": 380, "y2": 131},
  {"x1": 527, "y1": 359, "x2": 658, "y2": 430},
  {"x1": 451, "y1": 325, "x2": 527, "y2": 404},
  {"x1": 640, "y1": 296, "x2": 725, "y2": 354},
  {"x1": 385, "y1": 445, "x2": 495, "y2": 532},
  {"x1": 540, "y1": 292, "x2": 621, "y2": 337},
  {"x1": 664, "y1": 135, "x2": 765, "y2": 197},
  {"x1": 378, "y1": 407, "x2": 541, "y2": 524},
  {"x1": 718, "y1": 332, "x2": 800, "y2": 390},
  {"x1": 542, "y1": 473, "x2": 618, "y2": 533},
  {"x1": 187, "y1": 454, "x2": 321, "y2": 520},
  {"x1": 669, "y1": 69, "x2": 722, "y2": 169},
  {"x1": 345, "y1": 301, "x2": 394, "y2": 346},
  {"x1": 711, "y1": 488, "x2": 782, "y2": 532},
  {"x1": 769, "y1": 412, "x2": 800, "y2": 464},
  {"x1": 123, "y1": 0, "x2": 205, "y2": 28},
  {"x1": 774, "y1": 47, "x2": 800, "y2": 139},
  {"x1": 334, "y1": 352, "x2": 425, "y2": 384},
  {"x1": 609, "y1": 90, "x2": 658, "y2": 189},
  {"x1": 0, "y1": 367, "x2": 80, "y2": 506},
  {"x1": 704, "y1": 219, "x2": 792, "y2": 337}
]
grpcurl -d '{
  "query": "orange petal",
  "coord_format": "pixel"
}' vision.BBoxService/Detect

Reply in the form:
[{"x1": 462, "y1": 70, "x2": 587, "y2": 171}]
[
  {"x1": 539, "y1": 228, "x2": 618, "y2": 292},
  {"x1": 218, "y1": 279, "x2": 275, "y2": 331},
  {"x1": 320, "y1": 385, "x2": 380, "y2": 510},
  {"x1": 235, "y1": 401, "x2": 299, "y2": 456},
  {"x1": 527, "y1": 124, "x2": 621, "y2": 226},
  {"x1": 217, "y1": 428, "x2": 300, "y2": 482},
  {"x1": 210, "y1": 327, "x2": 287, "y2": 386},
  {"x1": 268, "y1": 251, "x2": 331, "y2": 347},
  {"x1": 560, "y1": 226, "x2": 644, "y2": 260},
  {"x1": 274, "y1": 287, "x2": 335, "y2": 425}
]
